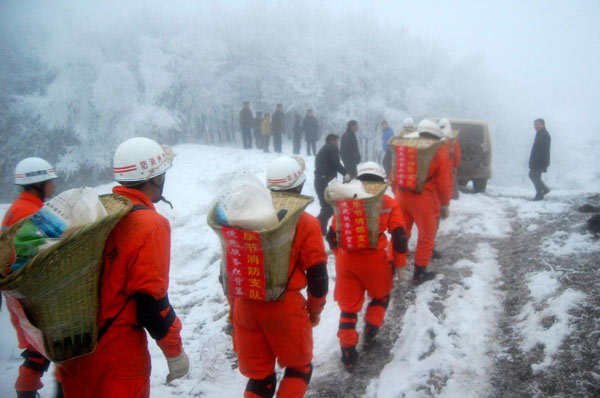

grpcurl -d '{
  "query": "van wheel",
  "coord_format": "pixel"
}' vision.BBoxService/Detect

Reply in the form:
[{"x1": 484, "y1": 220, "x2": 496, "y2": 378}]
[
  {"x1": 459, "y1": 141, "x2": 483, "y2": 172},
  {"x1": 473, "y1": 179, "x2": 487, "y2": 193}
]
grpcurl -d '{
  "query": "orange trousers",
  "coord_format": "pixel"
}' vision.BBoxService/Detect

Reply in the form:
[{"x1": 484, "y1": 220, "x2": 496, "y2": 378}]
[
  {"x1": 397, "y1": 190, "x2": 440, "y2": 267},
  {"x1": 334, "y1": 249, "x2": 393, "y2": 348},
  {"x1": 233, "y1": 291, "x2": 313, "y2": 398},
  {"x1": 59, "y1": 325, "x2": 151, "y2": 398},
  {"x1": 6, "y1": 295, "x2": 51, "y2": 393}
]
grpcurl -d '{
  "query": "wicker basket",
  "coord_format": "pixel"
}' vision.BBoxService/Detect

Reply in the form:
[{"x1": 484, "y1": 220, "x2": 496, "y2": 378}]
[
  {"x1": 208, "y1": 192, "x2": 313, "y2": 301},
  {"x1": 325, "y1": 181, "x2": 388, "y2": 249},
  {"x1": 0, "y1": 194, "x2": 132, "y2": 362},
  {"x1": 388, "y1": 136, "x2": 444, "y2": 193}
]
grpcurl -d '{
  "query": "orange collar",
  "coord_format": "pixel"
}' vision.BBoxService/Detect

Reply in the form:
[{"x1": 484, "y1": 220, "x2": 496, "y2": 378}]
[
  {"x1": 112, "y1": 186, "x2": 156, "y2": 210},
  {"x1": 18, "y1": 191, "x2": 44, "y2": 208}
]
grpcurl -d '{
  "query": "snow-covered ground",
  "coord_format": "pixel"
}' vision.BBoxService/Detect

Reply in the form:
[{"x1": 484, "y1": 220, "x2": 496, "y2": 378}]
[{"x1": 1, "y1": 143, "x2": 599, "y2": 398}]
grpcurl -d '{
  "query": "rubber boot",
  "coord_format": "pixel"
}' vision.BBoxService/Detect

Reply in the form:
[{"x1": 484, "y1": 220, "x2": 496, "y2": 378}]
[
  {"x1": 341, "y1": 346, "x2": 359, "y2": 370},
  {"x1": 412, "y1": 265, "x2": 436, "y2": 285},
  {"x1": 363, "y1": 324, "x2": 379, "y2": 350}
]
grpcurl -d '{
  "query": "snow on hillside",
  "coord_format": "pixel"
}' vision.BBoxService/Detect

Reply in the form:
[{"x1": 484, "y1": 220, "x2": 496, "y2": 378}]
[{"x1": 1, "y1": 143, "x2": 599, "y2": 398}]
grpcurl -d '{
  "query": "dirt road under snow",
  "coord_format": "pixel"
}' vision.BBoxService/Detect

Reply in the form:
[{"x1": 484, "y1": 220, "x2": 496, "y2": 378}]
[{"x1": 308, "y1": 191, "x2": 600, "y2": 398}]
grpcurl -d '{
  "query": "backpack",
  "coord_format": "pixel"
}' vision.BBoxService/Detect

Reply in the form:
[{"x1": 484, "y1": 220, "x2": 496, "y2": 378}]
[{"x1": 389, "y1": 136, "x2": 444, "y2": 193}]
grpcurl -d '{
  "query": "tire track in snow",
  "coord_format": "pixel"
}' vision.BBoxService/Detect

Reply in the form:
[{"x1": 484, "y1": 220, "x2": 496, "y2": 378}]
[
  {"x1": 490, "y1": 195, "x2": 600, "y2": 398},
  {"x1": 365, "y1": 244, "x2": 503, "y2": 398}
]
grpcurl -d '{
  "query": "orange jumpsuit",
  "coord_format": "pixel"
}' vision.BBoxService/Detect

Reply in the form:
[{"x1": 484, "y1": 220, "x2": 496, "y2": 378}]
[
  {"x1": 233, "y1": 212, "x2": 328, "y2": 398},
  {"x1": 394, "y1": 144, "x2": 453, "y2": 267},
  {"x1": 58, "y1": 186, "x2": 183, "y2": 398},
  {"x1": 451, "y1": 139, "x2": 461, "y2": 170},
  {"x1": 1, "y1": 191, "x2": 52, "y2": 394},
  {"x1": 332, "y1": 195, "x2": 405, "y2": 348}
]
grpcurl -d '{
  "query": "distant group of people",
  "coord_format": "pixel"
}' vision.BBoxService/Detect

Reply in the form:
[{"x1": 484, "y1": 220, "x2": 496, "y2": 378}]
[{"x1": 239, "y1": 102, "x2": 320, "y2": 155}]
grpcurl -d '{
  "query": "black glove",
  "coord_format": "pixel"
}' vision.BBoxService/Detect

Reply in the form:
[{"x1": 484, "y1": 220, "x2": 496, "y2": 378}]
[
  {"x1": 326, "y1": 226, "x2": 338, "y2": 250},
  {"x1": 392, "y1": 227, "x2": 408, "y2": 254}
]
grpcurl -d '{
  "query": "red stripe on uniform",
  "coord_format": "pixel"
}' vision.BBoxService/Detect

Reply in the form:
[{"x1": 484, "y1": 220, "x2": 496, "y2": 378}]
[{"x1": 267, "y1": 178, "x2": 287, "y2": 183}]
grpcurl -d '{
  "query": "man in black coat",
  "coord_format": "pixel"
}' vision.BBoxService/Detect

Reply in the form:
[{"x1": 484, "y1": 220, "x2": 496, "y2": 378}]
[
  {"x1": 314, "y1": 134, "x2": 347, "y2": 235},
  {"x1": 340, "y1": 120, "x2": 361, "y2": 179},
  {"x1": 302, "y1": 109, "x2": 319, "y2": 156},
  {"x1": 529, "y1": 118, "x2": 551, "y2": 201},
  {"x1": 271, "y1": 103, "x2": 285, "y2": 153},
  {"x1": 239, "y1": 101, "x2": 254, "y2": 149}
]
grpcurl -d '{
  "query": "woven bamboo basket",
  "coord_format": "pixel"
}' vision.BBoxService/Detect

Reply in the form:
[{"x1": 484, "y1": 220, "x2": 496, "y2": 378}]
[
  {"x1": 388, "y1": 136, "x2": 444, "y2": 193},
  {"x1": 0, "y1": 194, "x2": 132, "y2": 362},
  {"x1": 325, "y1": 181, "x2": 388, "y2": 249},
  {"x1": 208, "y1": 192, "x2": 313, "y2": 301}
]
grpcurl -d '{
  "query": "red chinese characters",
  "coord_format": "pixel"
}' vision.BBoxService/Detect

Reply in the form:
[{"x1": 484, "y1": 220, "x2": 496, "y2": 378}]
[
  {"x1": 338, "y1": 200, "x2": 369, "y2": 250},
  {"x1": 394, "y1": 146, "x2": 418, "y2": 189},
  {"x1": 222, "y1": 227, "x2": 266, "y2": 301}
]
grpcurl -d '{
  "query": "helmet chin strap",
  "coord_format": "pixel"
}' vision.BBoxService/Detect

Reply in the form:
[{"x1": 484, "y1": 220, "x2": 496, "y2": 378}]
[{"x1": 149, "y1": 178, "x2": 173, "y2": 209}]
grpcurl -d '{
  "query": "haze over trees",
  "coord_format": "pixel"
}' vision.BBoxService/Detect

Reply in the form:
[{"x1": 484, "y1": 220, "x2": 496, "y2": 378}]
[{"x1": 1, "y1": 0, "x2": 598, "y2": 200}]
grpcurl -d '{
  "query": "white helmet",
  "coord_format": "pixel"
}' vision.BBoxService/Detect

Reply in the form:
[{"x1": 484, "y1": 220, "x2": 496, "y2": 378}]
[
  {"x1": 14, "y1": 157, "x2": 57, "y2": 185},
  {"x1": 357, "y1": 161, "x2": 386, "y2": 180},
  {"x1": 439, "y1": 118, "x2": 453, "y2": 138},
  {"x1": 403, "y1": 117, "x2": 415, "y2": 128},
  {"x1": 417, "y1": 119, "x2": 442, "y2": 138},
  {"x1": 113, "y1": 137, "x2": 173, "y2": 183},
  {"x1": 266, "y1": 156, "x2": 306, "y2": 191}
]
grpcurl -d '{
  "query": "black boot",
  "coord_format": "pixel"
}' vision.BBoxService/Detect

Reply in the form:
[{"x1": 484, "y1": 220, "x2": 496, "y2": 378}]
[
  {"x1": 363, "y1": 323, "x2": 379, "y2": 350},
  {"x1": 431, "y1": 249, "x2": 442, "y2": 260},
  {"x1": 413, "y1": 265, "x2": 436, "y2": 285},
  {"x1": 341, "y1": 346, "x2": 359, "y2": 370}
]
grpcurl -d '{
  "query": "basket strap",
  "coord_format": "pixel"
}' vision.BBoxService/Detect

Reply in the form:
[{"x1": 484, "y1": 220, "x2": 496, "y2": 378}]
[
  {"x1": 97, "y1": 204, "x2": 149, "y2": 341},
  {"x1": 275, "y1": 260, "x2": 302, "y2": 301},
  {"x1": 98, "y1": 296, "x2": 132, "y2": 341}
]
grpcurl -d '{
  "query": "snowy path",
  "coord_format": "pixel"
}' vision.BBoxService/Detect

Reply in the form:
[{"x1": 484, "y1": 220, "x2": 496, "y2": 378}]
[{"x1": 1, "y1": 144, "x2": 599, "y2": 398}]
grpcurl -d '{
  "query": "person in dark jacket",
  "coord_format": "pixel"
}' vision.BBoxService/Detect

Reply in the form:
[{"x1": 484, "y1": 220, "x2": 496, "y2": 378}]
[
  {"x1": 293, "y1": 113, "x2": 303, "y2": 155},
  {"x1": 239, "y1": 101, "x2": 254, "y2": 149},
  {"x1": 314, "y1": 134, "x2": 347, "y2": 235},
  {"x1": 529, "y1": 118, "x2": 551, "y2": 201},
  {"x1": 271, "y1": 104, "x2": 285, "y2": 153},
  {"x1": 381, "y1": 121, "x2": 394, "y2": 177},
  {"x1": 340, "y1": 120, "x2": 361, "y2": 179},
  {"x1": 253, "y1": 111, "x2": 264, "y2": 150},
  {"x1": 303, "y1": 109, "x2": 319, "y2": 156}
]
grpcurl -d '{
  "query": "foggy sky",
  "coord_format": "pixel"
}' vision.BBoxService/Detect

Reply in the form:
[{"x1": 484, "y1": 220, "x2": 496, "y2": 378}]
[{"x1": 375, "y1": 0, "x2": 600, "y2": 123}]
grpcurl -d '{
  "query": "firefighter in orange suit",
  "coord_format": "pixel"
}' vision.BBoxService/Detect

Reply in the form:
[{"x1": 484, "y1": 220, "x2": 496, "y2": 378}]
[
  {"x1": 326, "y1": 162, "x2": 407, "y2": 370},
  {"x1": 394, "y1": 120, "x2": 453, "y2": 285},
  {"x1": 58, "y1": 137, "x2": 188, "y2": 397},
  {"x1": 2, "y1": 158, "x2": 59, "y2": 398},
  {"x1": 439, "y1": 118, "x2": 461, "y2": 199},
  {"x1": 233, "y1": 156, "x2": 328, "y2": 398}
]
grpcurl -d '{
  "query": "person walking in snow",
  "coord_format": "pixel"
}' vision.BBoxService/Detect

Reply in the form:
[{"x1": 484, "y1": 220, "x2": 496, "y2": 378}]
[
  {"x1": 302, "y1": 109, "x2": 319, "y2": 156},
  {"x1": 293, "y1": 113, "x2": 303, "y2": 155},
  {"x1": 314, "y1": 134, "x2": 347, "y2": 235},
  {"x1": 272, "y1": 104, "x2": 285, "y2": 153},
  {"x1": 261, "y1": 113, "x2": 272, "y2": 153},
  {"x1": 2, "y1": 157, "x2": 62, "y2": 398},
  {"x1": 393, "y1": 120, "x2": 453, "y2": 285},
  {"x1": 340, "y1": 120, "x2": 361, "y2": 179},
  {"x1": 233, "y1": 156, "x2": 328, "y2": 398},
  {"x1": 59, "y1": 138, "x2": 188, "y2": 397},
  {"x1": 398, "y1": 117, "x2": 417, "y2": 137},
  {"x1": 327, "y1": 162, "x2": 407, "y2": 370},
  {"x1": 529, "y1": 118, "x2": 551, "y2": 201},
  {"x1": 239, "y1": 101, "x2": 254, "y2": 149},
  {"x1": 254, "y1": 111, "x2": 264, "y2": 150},
  {"x1": 381, "y1": 121, "x2": 394, "y2": 177}
]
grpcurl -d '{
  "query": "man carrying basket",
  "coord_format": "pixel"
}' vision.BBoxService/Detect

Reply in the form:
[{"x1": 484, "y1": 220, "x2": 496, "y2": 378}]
[
  {"x1": 2, "y1": 157, "x2": 60, "y2": 398},
  {"x1": 326, "y1": 161, "x2": 408, "y2": 370},
  {"x1": 232, "y1": 156, "x2": 329, "y2": 398},
  {"x1": 58, "y1": 137, "x2": 189, "y2": 397}
]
